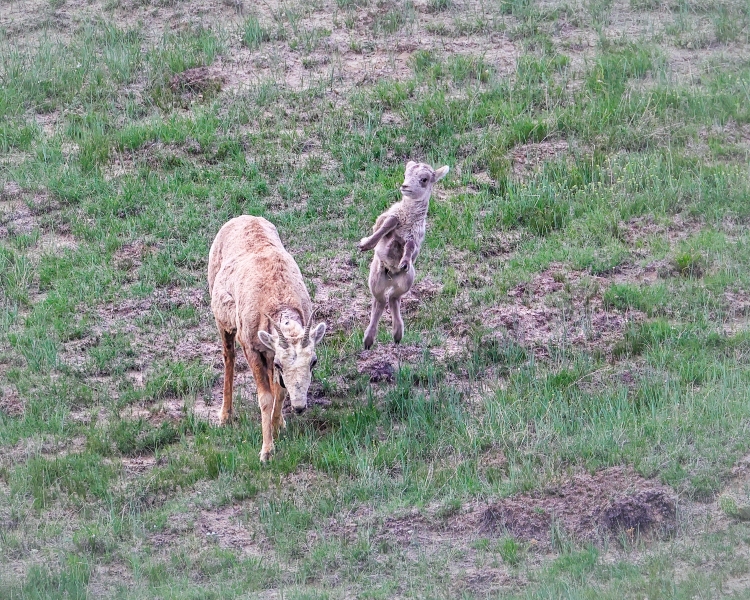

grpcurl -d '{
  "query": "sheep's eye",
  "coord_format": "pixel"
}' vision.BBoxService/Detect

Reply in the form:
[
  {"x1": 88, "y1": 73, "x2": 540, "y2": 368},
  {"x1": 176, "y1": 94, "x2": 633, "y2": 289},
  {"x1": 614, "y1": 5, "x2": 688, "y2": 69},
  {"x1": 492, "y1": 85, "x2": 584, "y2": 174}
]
[
  {"x1": 310, "y1": 358, "x2": 318, "y2": 370},
  {"x1": 274, "y1": 362, "x2": 283, "y2": 372},
  {"x1": 420, "y1": 177, "x2": 428, "y2": 185}
]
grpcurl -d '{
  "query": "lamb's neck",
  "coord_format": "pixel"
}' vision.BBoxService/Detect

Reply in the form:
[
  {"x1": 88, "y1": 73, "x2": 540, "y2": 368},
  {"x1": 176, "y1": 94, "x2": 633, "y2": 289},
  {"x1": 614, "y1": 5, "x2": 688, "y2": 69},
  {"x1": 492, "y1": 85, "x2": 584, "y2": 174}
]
[{"x1": 400, "y1": 194, "x2": 430, "y2": 220}]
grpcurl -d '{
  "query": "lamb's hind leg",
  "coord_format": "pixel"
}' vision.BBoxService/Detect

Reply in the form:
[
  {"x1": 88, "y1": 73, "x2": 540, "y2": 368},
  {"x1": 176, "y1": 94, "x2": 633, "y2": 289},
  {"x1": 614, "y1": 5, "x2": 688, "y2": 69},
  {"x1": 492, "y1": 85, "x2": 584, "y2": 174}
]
[
  {"x1": 219, "y1": 328, "x2": 236, "y2": 425},
  {"x1": 364, "y1": 260, "x2": 389, "y2": 350},
  {"x1": 389, "y1": 266, "x2": 415, "y2": 344}
]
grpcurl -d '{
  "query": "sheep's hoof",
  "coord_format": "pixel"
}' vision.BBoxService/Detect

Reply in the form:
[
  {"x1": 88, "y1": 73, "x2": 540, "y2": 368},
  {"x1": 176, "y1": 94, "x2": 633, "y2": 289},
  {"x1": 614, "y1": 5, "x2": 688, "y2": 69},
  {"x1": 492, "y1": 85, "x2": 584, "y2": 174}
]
[
  {"x1": 363, "y1": 335, "x2": 374, "y2": 350},
  {"x1": 219, "y1": 411, "x2": 233, "y2": 425},
  {"x1": 260, "y1": 447, "x2": 274, "y2": 462}
]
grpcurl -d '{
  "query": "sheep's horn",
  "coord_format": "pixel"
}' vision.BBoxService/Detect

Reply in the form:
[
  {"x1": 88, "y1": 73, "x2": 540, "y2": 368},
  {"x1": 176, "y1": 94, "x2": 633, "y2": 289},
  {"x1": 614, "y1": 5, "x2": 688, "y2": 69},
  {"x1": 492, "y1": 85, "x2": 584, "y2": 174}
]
[
  {"x1": 264, "y1": 313, "x2": 289, "y2": 349},
  {"x1": 301, "y1": 309, "x2": 316, "y2": 348}
]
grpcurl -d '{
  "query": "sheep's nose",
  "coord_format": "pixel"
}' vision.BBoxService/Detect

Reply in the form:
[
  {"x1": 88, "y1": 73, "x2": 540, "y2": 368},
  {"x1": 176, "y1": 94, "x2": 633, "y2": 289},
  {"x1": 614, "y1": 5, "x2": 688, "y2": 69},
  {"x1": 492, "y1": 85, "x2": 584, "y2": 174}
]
[{"x1": 294, "y1": 406, "x2": 306, "y2": 415}]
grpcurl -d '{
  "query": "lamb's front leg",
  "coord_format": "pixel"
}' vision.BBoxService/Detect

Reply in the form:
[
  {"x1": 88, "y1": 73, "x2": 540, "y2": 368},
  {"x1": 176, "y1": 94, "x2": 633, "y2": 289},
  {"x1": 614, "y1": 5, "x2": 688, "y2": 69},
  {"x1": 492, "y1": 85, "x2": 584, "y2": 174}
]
[
  {"x1": 398, "y1": 240, "x2": 416, "y2": 271},
  {"x1": 359, "y1": 215, "x2": 399, "y2": 251}
]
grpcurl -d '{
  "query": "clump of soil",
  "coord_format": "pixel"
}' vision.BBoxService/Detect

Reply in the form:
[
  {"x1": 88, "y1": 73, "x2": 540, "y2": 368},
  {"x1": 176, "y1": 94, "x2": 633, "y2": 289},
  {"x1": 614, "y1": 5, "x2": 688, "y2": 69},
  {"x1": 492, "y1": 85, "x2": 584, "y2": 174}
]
[
  {"x1": 475, "y1": 467, "x2": 676, "y2": 548},
  {"x1": 113, "y1": 241, "x2": 153, "y2": 272},
  {"x1": 366, "y1": 361, "x2": 395, "y2": 383},
  {"x1": 0, "y1": 387, "x2": 24, "y2": 417},
  {"x1": 169, "y1": 66, "x2": 224, "y2": 98}
]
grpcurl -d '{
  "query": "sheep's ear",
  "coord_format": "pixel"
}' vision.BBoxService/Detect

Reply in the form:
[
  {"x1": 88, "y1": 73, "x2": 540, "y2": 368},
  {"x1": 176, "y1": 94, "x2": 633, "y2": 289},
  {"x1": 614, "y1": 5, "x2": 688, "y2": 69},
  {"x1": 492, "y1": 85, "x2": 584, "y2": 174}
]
[
  {"x1": 311, "y1": 322, "x2": 326, "y2": 345},
  {"x1": 434, "y1": 166, "x2": 450, "y2": 182},
  {"x1": 406, "y1": 161, "x2": 417, "y2": 169},
  {"x1": 258, "y1": 330, "x2": 276, "y2": 350}
]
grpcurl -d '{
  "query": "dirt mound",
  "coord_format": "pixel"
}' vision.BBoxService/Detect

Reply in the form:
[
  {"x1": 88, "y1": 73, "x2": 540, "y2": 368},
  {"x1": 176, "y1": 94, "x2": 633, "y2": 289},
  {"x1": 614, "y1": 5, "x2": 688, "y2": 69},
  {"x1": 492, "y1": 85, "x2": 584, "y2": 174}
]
[
  {"x1": 365, "y1": 361, "x2": 395, "y2": 383},
  {"x1": 169, "y1": 66, "x2": 224, "y2": 97},
  {"x1": 475, "y1": 467, "x2": 676, "y2": 547}
]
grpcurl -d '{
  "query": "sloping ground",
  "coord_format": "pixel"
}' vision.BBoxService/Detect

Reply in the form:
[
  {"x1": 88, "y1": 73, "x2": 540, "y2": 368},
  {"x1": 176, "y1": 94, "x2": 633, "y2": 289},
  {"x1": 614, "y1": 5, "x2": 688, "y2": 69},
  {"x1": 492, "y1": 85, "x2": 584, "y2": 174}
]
[{"x1": 3, "y1": 0, "x2": 750, "y2": 597}]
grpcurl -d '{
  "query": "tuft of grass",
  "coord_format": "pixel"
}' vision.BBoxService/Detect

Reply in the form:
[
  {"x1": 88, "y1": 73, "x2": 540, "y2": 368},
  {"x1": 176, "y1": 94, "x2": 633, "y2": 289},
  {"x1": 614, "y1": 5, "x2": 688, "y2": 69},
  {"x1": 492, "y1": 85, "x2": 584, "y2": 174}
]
[
  {"x1": 673, "y1": 250, "x2": 706, "y2": 278},
  {"x1": 242, "y1": 15, "x2": 272, "y2": 49},
  {"x1": 427, "y1": 0, "x2": 451, "y2": 12}
]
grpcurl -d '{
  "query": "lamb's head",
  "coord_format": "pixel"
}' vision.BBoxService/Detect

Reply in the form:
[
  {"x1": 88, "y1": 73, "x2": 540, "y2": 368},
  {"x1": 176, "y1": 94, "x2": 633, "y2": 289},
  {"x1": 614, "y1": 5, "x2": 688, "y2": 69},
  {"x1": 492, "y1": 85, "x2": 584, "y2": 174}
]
[
  {"x1": 258, "y1": 314, "x2": 326, "y2": 414},
  {"x1": 400, "y1": 161, "x2": 450, "y2": 202}
]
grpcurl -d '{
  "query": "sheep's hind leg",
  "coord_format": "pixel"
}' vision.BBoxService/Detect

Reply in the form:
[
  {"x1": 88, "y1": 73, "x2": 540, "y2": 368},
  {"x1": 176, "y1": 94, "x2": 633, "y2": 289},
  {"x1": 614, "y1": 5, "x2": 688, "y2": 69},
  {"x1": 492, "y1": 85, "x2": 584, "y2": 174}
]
[
  {"x1": 364, "y1": 261, "x2": 389, "y2": 350},
  {"x1": 389, "y1": 266, "x2": 415, "y2": 344},
  {"x1": 219, "y1": 328, "x2": 236, "y2": 425},
  {"x1": 364, "y1": 297, "x2": 386, "y2": 350}
]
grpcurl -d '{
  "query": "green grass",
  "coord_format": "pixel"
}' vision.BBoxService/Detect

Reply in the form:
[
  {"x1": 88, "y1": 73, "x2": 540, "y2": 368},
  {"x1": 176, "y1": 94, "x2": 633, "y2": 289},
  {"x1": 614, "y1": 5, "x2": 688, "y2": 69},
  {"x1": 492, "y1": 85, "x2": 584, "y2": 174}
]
[{"x1": 2, "y1": 0, "x2": 750, "y2": 597}]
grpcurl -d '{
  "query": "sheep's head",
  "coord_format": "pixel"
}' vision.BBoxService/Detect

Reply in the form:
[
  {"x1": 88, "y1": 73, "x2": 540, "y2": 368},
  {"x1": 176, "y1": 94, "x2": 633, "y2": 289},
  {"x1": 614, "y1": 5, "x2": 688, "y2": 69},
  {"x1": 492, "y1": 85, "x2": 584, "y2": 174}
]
[
  {"x1": 258, "y1": 313, "x2": 326, "y2": 414},
  {"x1": 400, "y1": 161, "x2": 450, "y2": 202}
]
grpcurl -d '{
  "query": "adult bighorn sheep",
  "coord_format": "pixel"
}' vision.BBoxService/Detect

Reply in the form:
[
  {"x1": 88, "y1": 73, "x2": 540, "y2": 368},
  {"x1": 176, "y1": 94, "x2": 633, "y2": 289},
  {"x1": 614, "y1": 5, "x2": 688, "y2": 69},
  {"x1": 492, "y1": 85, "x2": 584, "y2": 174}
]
[
  {"x1": 208, "y1": 215, "x2": 326, "y2": 462},
  {"x1": 358, "y1": 161, "x2": 449, "y2": 349}
]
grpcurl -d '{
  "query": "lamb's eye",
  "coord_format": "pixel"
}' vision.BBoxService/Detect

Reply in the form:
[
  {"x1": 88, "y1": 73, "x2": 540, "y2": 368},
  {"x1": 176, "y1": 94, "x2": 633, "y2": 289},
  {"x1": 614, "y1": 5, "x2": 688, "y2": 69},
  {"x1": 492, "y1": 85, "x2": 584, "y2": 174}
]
[
  {"x1": 310, "y1": 358, "x2": 318, "y2": 370},
  {"x1": 420, "y1": 177, "x2": 428, "y2": 185},
  {"x1": 274, "y1": 362, "x2": 283, "y2": 372}
]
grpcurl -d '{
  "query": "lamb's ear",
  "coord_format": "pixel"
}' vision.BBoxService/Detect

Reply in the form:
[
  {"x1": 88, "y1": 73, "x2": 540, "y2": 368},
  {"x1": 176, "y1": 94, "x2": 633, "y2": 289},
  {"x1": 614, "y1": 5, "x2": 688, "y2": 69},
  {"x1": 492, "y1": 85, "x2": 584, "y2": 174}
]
[
  {"x1": 434, "y1": 165, "x2": 450, "y2": 182},
  {"x1": 406, "y1": 161, "x2": 417, "y2": 169},
  {"x1": 311, "y1": 322, "x2": 326, "y2": 345},
  {"x1": 258, "y1": 330, "x2": 276, "y2": 350}
]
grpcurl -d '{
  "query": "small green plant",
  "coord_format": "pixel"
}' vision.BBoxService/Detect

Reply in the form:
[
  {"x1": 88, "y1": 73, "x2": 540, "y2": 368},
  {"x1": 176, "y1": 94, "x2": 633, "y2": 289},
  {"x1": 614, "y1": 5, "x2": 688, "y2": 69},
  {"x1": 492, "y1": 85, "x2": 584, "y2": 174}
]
[
  {"x1": 499, "y1": 0, "x2": 532, "y2": 17},
  {"x1": 428, "y1": 0, "x2": 451, "y2": 12},
  {"x1": 673, "y1": 250, "x2": 705, "y2": 278},
  {"x1": 498, "y1": 537, "x2": 521, "y2": 566},
  {"x1": 242, "y1": 16, "x2": 272, "y2": 50}
]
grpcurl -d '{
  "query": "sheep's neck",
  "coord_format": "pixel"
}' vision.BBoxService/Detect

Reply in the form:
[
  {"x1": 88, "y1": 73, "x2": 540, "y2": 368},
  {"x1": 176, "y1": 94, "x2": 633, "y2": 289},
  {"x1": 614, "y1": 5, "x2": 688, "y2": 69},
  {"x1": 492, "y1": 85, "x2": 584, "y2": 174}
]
[{"x1": 401, "y1": 194, "x2": 430, "y2": 221}]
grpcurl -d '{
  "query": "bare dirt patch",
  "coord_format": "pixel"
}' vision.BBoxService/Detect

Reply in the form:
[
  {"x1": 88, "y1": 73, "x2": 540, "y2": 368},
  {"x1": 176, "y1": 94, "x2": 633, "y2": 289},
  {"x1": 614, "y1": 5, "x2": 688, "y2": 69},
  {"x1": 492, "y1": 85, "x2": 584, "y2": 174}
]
[
  {"x1": 511, "y1": 140, "x2": 572, "y2": 178},
  {"x1": 622, "y1": 213, "x2": 704, "y2": 247},
  {"x1": 0, "y1": 385, "x2": 25, "y2": 417},
  {"x1": 113, "y1": 241, "x2": 154, "y2": 273},
  {"x1": 473, "y1": 467, "x2": 676, "y2": 548},
  {"x1": 484, "y1": 265, "x2": 646, "y2": 358},
  {"x1": 196, "y1": 505, "x2": 266, "y2": 556},
  {"x1": 376, "y1": 467, "x2": 676, "y2": 555},
  {"x1": 169, "y1": 65, "x2": 225, "y2": 98},
  {"x1": 122, "y1": 455, "x2": 157, "y2": 476}
]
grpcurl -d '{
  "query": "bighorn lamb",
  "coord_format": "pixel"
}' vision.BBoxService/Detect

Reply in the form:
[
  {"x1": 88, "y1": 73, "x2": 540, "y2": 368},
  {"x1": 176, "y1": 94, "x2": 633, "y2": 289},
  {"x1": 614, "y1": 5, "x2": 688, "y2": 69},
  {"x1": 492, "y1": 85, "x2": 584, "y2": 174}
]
[
  {"x1": 358, "y1": 161, "x2": 449, "y2": 349},
  {"x1": 208, "y1": 216, "x2": 326, "y2": 462}
]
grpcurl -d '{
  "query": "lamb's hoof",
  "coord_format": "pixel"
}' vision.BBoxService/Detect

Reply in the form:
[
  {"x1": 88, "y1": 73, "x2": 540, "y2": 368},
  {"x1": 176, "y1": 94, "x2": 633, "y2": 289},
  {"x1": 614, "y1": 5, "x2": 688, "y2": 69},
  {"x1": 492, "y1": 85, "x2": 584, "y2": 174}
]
[
  {"x1": 363, "y1": 334, "x2": 375, "y2": 350},
  {"x1": 219, "y1": 411, "x2": 233, "y2": 426},
  {"x1": 260, "y1": 447, "x2": 274, "y2": 463}
]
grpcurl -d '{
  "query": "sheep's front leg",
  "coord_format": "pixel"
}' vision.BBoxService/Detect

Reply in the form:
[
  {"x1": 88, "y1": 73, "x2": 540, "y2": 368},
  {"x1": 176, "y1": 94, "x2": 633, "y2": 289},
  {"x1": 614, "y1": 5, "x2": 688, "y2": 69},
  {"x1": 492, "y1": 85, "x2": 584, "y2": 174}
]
[
  {"x1": 270, "y1": 373, "x2": 287, "y2": 437},
  {"x1": 398, "y1": 240, "x2": 416, "y2": 271},
  {"x1": 359, "y1": 215, "x2": 398, "y2": 251},
  {"x1": 248, "y1": 351, "x2": 276, "y2": 462},
  {"x1": 219, "y1": 329, "x2": 236, "y2": 425}
]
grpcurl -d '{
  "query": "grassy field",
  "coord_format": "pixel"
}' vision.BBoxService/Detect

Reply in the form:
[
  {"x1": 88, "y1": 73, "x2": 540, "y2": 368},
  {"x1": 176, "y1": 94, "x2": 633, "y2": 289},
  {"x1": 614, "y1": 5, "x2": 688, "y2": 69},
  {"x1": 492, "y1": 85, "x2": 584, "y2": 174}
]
[{"x1": 2, "y1": 0, "x2": 750, "y2": 597}]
